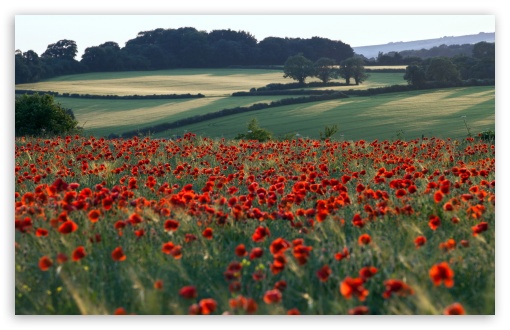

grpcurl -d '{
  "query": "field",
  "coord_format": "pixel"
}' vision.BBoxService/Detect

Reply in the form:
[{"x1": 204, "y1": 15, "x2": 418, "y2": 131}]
[
  {"x1": 15, "y1": 134, "x2": 495, "y2": 315},
  {"x1": 14, "y1": 69, "x2": 494, "y2": 140}
]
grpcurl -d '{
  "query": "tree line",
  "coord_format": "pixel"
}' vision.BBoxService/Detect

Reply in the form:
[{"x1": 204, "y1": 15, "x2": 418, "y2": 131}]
[{"x1": 15, "y1": 27, "x2": 354, "y2": 84}]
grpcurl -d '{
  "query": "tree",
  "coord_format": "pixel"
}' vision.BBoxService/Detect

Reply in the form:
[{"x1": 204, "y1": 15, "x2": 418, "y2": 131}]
[
  {"x1": 472, "y1": 42, "x2": 495, "y2": 60},
  {"x1": 15, "y1": 93, "x2": 79, "y2": 136},
  {"x1": 425, "y1": 57, "x2": 461, "y2": 83},
  {"x1": 42, "y1": 39, "x2": 78, "y2": 60},
  {"x1": 235, "y1": 118, "x2": 272, "y2": 142},
  {"x1": 313, "y1": 57, "x2": 339, "y2": 83},
  {"x1": 283, "y1": 54, "x2": 314, "y2": 84},
  {"x1": 404, "y1": 64, "x2": 426, "y2": 87},
  {"x1": 340, "y1": 56, "x2": 369, "y2": 85}
]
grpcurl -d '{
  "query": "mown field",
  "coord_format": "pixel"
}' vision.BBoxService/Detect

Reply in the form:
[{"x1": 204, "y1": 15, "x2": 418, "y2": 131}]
[
  {"x1": 15, "y1": 134, "x2": 495, "y2": 315},
  {"x1": 15, "y1": 69, "x2": 406, "y2": 96}
]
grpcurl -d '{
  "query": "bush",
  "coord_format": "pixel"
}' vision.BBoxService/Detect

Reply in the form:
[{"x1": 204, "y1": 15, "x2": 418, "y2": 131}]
[
  {"x1": 478, "y1": 130, "x2": 495, "y2": 142},
  {"x1": 15, "y1": 93, "x2": 79, "y2": 136},
  {"x1": 235, "y1": 118, "x2": 272, "y2": 142}
]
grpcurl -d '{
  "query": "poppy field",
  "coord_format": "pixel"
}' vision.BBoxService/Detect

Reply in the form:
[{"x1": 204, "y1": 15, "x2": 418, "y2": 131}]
[{"x1": 14, "y1": 134, "x2": 495, "y2": 315}]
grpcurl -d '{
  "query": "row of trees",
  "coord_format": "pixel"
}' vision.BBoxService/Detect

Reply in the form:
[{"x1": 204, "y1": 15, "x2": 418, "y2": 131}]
[
  {"x1": 283, "y1": 54, "x2": 368, "y2": 85},
  {"x1": 403, "y1": 42, "x2": 495, "y2": 86},
  {"x1": 15, "y1": 27, "x2": 354, "y2": 84}
]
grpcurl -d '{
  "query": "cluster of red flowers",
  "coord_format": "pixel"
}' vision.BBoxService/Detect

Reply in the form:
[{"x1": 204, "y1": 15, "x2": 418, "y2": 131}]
[{"x1": 15, "y1": 135, "x2": 494, "y2": 315}]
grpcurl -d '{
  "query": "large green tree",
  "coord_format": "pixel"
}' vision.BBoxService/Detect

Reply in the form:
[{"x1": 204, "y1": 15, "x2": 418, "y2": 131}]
[
  {"x1": 15, "y1": 93, "x2": 79, "y2": 136},
  {"x1": 313, "y1": 57, "x2": 339, "y2": 83},
  {"x1": 426, "y1": 57, "x2": 461, "y2": 83},
  {"x1": 340, "y1": 56, "x2": 369, "y2": 85},
  {"x1": 41, "y1": 39, "x2": 78, "y2": 60},
  {"x1": 404, "y1": 64, "x2": 427, "y2": 87},
  {"x1": 283, "y1": 54, "x2": 314, "y2": 84}
]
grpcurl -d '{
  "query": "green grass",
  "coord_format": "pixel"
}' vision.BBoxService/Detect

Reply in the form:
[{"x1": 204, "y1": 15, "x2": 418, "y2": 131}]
[
  {"x1": 152, "y1": 86, "x2": 494, "y2": 141},
  {"x1": 15, "y1": 69, "x2": 405, "y2": 97}
]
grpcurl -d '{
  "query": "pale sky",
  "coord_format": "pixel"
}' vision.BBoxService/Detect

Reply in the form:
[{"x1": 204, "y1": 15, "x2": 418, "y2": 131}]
[{"x1": 15, "y1": 15, "x2": 495, "y2": 59}]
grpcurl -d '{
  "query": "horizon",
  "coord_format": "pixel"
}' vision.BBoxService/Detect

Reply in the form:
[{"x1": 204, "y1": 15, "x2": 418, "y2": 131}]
[{"x1": 15, "y1": 15, "x2": 495, "y2": 59}]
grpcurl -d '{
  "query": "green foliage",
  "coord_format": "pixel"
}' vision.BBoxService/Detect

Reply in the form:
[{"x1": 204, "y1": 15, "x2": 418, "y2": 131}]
[
  {"x1": 478, "y1": 130, "x2": 495, "y2": 142},
  {"x1": 313, "y1": 57, "x2": 339, "y2": 83},
  {"x1": 404, "y1": 65, "x2": 426, "y2": 87},
  {"x1": 426, "y1": 57, "x2": 461, "y2": 83},
  {"x1": 235, "y1": 118, "x2": 272, "y2": 142},
  {"x1": 340, "y1": 56, "x2": 369, "y2": 85},
  {"x1": 283, "y1": 54, "x2": 314, "y2": 84},
  {"x1": 15, "y1": 93, "x2": 79, "y2": 137},
  {"x1": 319, "y1": 124, "x2": 339, "y2": 140}
]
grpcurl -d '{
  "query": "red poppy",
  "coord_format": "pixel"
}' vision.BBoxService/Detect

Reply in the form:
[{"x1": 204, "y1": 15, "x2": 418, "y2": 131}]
[
  {"x1": 443, "y1": 302, "x2": 466, "y2": 315},
  {"x1": 460, "y1": 240, "x2": 469, "y2": 248},
  {"x1": 340, "y1": 277, "x2": 369, "y2": 301},
  {"x1": 263, "y1": 289, "x2": 282, "y2": 304},
  {"x1": 229, "y1": 281, "x2": 242, "y2": 293},
  {"x1": 54, "y1": 252, "x2": 68, "y2": 264},
  {"x1": 58, "y1": 220, "x2": 78, "y2": 234},
  {"x1": 188, "y1": 304, "x2": 202, "y2": 315},
  {"x1": 154, "y1": 280, "x2": 163, "y2": 290},
  {"x1": 170, "y1": 245, "x2": 182, "y2": 259},
  {"x1": 199, "y1": 298, "x2": 217, "y2": 315},
  {"x1": 382, "y1": 279, "x2": 414, "y2": 298},
  {"x1": 287, "y1": 308, "x2": 301, "y2": 315},
  {"x1": 179, "y1": 285, "x2": 197, "y2": 299},
  {"x1": 471, "y1": 222, "x2": 488, "y2": 236},
  {"x1": 164, "y1": 219, "x2": 179, "y2": 231},
  {"x1": 38, "y1": 256, "x2": 53, "y2": 271},
  {"x1": 274, "y1": 280, "x2": 287, "y2": 292},
  {"x1": 134, "y1": 229, "x2": 145, "y2": 238},
  {"x1": 359, "y1": 266, "x2": 378, "y2": 280},
  {"x1": 202, "y1": 227, "x2": 213, "y2": 239},
  {"x1": 335, "y1": 247, "x2": 350, "y2": 261},
  {"x1": 72, "y1": 246, "x2": 86, "y2": 261},
  {"x1": 395, "y1": 189, "x2": 406, "y2": 198},
  {"x1": 162, "y1": 242, "x2": 175, "y2": 254},
  {"x1": 35, "y1": 228, "x2": 49, "y2": 237},
  {"x1": 429, "y1": 262, "x2": 454, "y2": 287},
  {"x1": 235, "y1": 244, "x2": 247, "y2": 257},
  {"x1": 428, "y1": 215, "x2": 441, "y2": 230},
  {"x1": 113, "y1": 307, "x2": 127, "y2": 315},
  {"x1": 88, "y1": 209, "x2": 100, "y2": 223},
  {"x1": 348, "y1": 306, "x2": 370, "y2": 315},
  {"x1": 414, "y1": 236, "x2": 427, "y2": 248},
  {"x1": 249, "y1": 247, "x2": 264, "y2": 260},
  {"x1": 185, "y1": 233, "x2": 197, "y2": 243},
  {"x1": 269, "y1": 237, "x2": 291, "y2": 255},
  {"x1": 252, "y1": 226, "x2": 270, "y2": 242},
  {"x1": 434, "y1": 190, "x2": 444, "y2": 203},
  {"x1": 111, "y1": 247, "x2": 126, "y2": 261},
  {"x1": 358, "y1": 234, "x2": 371, "y2": 246},
  {"x1": 316, "y1": 264, "x2": 332, "y2": 282}
]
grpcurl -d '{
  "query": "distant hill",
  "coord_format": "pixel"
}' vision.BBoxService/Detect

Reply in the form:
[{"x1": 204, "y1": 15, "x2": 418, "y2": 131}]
[{"x1": 353, "y1": 32, "x2": 495, "y2": 59}]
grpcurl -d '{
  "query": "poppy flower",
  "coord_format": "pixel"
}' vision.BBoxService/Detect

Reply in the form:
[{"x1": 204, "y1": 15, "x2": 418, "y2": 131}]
[
  {"x1": 199, "y1": 298, "x2": 217, "y2": 315},
  {"x1": 202, "y1": 227, "x2": 213, "y2": 239},
  {"x1": 359, "y1": 266, "x2": 378, "y2": 280},
  {"x1": 162, "y1": 242, "x2": 175, "y2": 254},
  {"x1": 358, "y1": 234, "x2": 371, "y2": 246},
  {"x1": 263, "y1": 289, "x2": 282, "y2": 304},
  {"x1": 113, "y1": 307, "x2": 127, "y2": 315},
  {"x1": 443, "y1": 302, "x2": 466, "y2": 315},
  {"x1": 154, "y1": 280, "x2": 163, "y2": 290},
  {"x1": 434, "y1": 191, "x2": 444, "y2": 203},
  {"x1": 287, "y1": 308, "x2": 301, "y2": 315},
  {"x1": 269, "y1": 237, "x2": 291, "y2": 255},
  {"x1": 274, "y1": 280, "x2": 287, "y2": 292},
  {"x1": 348, "y1": 306, "x2": 370, "y2": 315},
  {"x1": 164, "y1": 219, "x2": 179, "y2": 231},
  {"x1": 429, "y1": 262, "x2": 454, "y2": 287},
  {"x1": 58, "y1": 220, "x2": 78, "y2": 234},
  {"x1": 235, "y1": 244, "x2": 247, "y2": 257},
  {"x1": 35, "y1": 228, "x2": 49, "y2": 237},
  {"x1": 38, "y1": 256, "x2": 53, "y2": 271},
  {"x1": 170, "y1": 245, "x2": 182, "y2": 259},
  {"x1": 382, "y1": 279, "x2": 414, "y2": 298},
  {"x1": 472, "y1": 222, "x2": 488, "y2": 236},
  {"x1": 111, "y1": 247, "x2": 126, "y2": 261},
  {"x1": 252, "y1": 226, "x2": 270, "y2": 242},
  {"x1": 249, "y1": 247, "x2": 264, "y2": 260},
  {"x1": 229, "y1": 281, "x2": 242, "y2": 293},
  {"x1": 88, "y1": 209, "x2": 100, "y2": 223},
  {"x1": 317, "y1": 264, "x2": 332, "y2": 282},
  {"x1": 188, "y1": 304, "x2": 202, "y2": 315},
  {"x1": 185, "y1": 233, "x2": 197, "y2": 243},
  {"x1": 72, "y1": 246, "x2": 86, "y2": 261},
  {"x1": 179, "y1": 285, "x2": 197, "y2": 299},
  {"x1": 428, "y1": 215, "x2": 441, "y2": 230},
  {"x1": 414, "y1": 236, "x2": 427, "y2": 248},
  {"x1": 335, "y1": 247, "x2": 350, "y2": 261},
  {"x1": 56, "y1": 253, "x2": 68, "y2": 264},
  {"x1": 340, "y1": 277, "x2": 369, "y2": 301}
]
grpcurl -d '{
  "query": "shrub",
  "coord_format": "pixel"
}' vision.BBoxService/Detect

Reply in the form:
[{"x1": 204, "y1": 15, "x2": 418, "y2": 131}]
[
  {"x1": 15, "y1": 93, "x2": 79, "y2": 136},
  {"x1": 235, "y1": 118, "x2": 272, "y2": 142}
]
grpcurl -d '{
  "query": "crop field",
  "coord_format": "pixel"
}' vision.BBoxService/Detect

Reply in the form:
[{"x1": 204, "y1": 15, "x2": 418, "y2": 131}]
[
  {"x1": 153, "y1": 86, "x2": 495, "y2": 141},
  {"x1": 15, "y1": 134, "x2": 495, "y2": 315},
  {"x1": 15, "y1": 69, "x2": 406, "y2": 97}
]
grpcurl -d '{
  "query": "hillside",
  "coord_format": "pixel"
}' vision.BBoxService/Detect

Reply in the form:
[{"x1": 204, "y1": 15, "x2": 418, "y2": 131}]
[{"x1": 353, "y1": 32, "x2": 495, "y2": 59}]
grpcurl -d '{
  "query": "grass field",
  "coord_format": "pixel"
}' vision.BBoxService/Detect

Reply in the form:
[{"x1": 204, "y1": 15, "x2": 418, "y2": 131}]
[
  {"x1": 152, "y1": 86, "x2": 494, "y2": 141},
  {"x1": 15, "y1": 69, "x2": 406, "y2": 97}
]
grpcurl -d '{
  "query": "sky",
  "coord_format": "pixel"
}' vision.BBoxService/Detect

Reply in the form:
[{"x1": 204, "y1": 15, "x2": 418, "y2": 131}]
[{"x1": 15, "y1": 15, "x2": 495, "y2": 59}]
